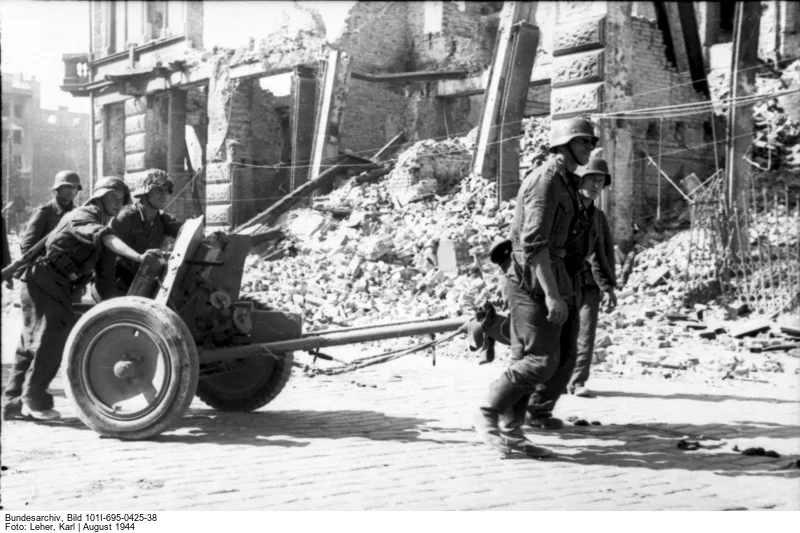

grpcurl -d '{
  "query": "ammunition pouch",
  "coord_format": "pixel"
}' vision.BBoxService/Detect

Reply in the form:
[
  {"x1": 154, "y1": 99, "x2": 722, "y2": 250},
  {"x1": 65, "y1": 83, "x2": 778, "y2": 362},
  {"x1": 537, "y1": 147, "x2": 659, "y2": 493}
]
[{"x1": 49, "y1": 253, "x2": 82, "y2": 283}]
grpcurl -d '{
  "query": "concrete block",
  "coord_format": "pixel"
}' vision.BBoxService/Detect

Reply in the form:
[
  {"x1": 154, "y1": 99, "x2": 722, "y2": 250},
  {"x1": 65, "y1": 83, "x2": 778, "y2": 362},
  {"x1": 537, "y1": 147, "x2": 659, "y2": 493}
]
[
  {"x1": 646, "y1": 266, "x2": 671, "y2": 287},
  {"x1": 205, "y1": 204, "x2": 232, "y2": 226},
  {"x1": 552, "y1": 49, "x2": 604, "y2": 88},
  {"x1": 125, "y1": 152, "x2": 146, "y2": 173},
  {"x1": 125, "y1": 114, "x2": 146, "y2": 135},
  {"x1": 551, "y1": 82, "x2": 604, "y2": 119},
  {"x1": 206, "y1": 182, "x2": 232, "y2": 203},
  {"x1": 125, "y1": 132, "x2": 147, "y2": 154},
  {"x1": 125, "y1": 97, "x2": 147, "y2": 116},
  {"x1": 205, "y1": 162, "x2": 232, "y2": 184},
  {"x1": 552, "y1": 16, "x2": 605, "y2": 57}
]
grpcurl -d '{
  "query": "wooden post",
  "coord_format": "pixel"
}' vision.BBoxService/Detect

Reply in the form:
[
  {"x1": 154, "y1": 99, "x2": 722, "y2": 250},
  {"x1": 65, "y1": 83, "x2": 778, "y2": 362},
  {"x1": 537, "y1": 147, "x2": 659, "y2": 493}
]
[
  {"x1": 497, "y1": 22, "x2": 540, "y2": 202},
  {"x1": 726, "y1": 2, "x2": 760, "y2": 256},
  {"x1": 471, "y1": 2, "x2": 537, "y2": 185},
  {"x1": 290, "y1": 65, "x2": 317, "y2": 192},
  {"x1": 309, "y1": 49, "x2": 352, "y2": 192}
]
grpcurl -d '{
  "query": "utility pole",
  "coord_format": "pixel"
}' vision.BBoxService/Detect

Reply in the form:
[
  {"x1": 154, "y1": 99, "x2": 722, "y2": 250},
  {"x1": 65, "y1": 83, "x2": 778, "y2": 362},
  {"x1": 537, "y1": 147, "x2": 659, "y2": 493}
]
[{"x1": 725, "y1": 2, "x2": 760, "y2": 256}]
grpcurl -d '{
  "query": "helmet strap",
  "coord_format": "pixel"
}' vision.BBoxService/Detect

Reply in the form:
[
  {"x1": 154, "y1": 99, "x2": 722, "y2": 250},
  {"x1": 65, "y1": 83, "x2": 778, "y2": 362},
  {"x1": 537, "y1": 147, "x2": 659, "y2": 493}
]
[{"x1": 565, "y1": 143, "x2": 582, "y2": 171}]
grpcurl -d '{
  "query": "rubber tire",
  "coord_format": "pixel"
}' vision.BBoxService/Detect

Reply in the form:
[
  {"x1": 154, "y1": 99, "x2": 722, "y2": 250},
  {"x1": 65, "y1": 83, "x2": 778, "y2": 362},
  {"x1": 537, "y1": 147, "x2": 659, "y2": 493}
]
[
  {"x1": 196, "y1": 297, "x2": 294, "y2": 412},
  {"x1": 62, "y1": 296, "x2": 199, "y2": 440}
]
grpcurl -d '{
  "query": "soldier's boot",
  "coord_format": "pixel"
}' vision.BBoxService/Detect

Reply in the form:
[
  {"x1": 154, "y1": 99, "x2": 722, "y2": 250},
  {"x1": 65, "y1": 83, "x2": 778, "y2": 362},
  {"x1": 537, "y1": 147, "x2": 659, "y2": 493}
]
[
  {"x1": 474, "y1": 374, "x2": 551, "y2": 458},
  {"x1": 499, "y1": 394, "x2": 553, "y2": 458}
]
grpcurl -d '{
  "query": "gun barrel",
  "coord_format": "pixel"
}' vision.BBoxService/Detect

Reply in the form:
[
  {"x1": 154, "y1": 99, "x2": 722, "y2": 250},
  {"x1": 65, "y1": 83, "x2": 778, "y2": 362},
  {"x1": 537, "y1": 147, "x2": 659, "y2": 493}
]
[{"x1": 199, "y1": 316, "x2": 469, "y2": 364}]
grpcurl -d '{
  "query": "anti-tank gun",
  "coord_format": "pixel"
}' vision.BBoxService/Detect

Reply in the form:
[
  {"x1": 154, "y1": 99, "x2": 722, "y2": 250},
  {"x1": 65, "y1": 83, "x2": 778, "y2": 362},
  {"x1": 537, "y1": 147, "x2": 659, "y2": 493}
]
[{"x1": 62, "y1": 217, "x2": 480, "y2": 440}]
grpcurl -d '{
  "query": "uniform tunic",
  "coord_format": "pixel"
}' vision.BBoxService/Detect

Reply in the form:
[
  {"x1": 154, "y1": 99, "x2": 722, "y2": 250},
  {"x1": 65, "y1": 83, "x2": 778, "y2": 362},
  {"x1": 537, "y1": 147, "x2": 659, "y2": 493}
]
[
  {"x1": 94, "y1": 202, "x2": 181, "y2": 300},
  {"x1": 3, "y1": 204, "x2": 115, "y2": 412},
  {"x1": 502, "y1": 156, "x2": 588, "y2": 393},
  {"x1": 19, "y1": 198, "x2": 74, "y2": 255},
  {"x1": 568, "y1": 208, "x2": 617, "y2": 391}
]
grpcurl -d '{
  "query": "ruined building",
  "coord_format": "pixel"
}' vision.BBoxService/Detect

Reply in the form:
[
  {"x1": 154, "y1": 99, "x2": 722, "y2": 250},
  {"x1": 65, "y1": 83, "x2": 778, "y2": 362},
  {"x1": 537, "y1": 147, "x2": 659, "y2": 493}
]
[
  {"x1": 2, "y1": 72, "x2": 91, "y2": 207},
  {"x1": 61, "y1": 1, "x2": 800, "y2": 244}
]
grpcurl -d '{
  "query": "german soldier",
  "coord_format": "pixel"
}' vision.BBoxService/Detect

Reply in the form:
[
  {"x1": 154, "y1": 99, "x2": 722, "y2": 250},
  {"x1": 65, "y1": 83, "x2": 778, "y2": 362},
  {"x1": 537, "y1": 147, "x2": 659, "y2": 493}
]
[
  {"x1": 564, "y1": 158, "x2": 617, "y2": 398},
  {"x1": 19, "y1": 170, "x2": 81, "y2": 255},
  {"x1": 94, "y1": 169, "x2": 182, "y2": 301},
  {"x1": 474, "y1": 117, "x2": 597, "y2": 457},
  {"x1": 2, "y1": 177, "x2": 162, "y2": 422}
]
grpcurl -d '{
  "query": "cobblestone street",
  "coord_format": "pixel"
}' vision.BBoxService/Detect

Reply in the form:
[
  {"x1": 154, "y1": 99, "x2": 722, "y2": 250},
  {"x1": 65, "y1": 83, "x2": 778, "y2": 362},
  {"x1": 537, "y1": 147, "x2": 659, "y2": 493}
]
[{"x1": 2, "y1": 323, "x2": 799, "y2": 511}]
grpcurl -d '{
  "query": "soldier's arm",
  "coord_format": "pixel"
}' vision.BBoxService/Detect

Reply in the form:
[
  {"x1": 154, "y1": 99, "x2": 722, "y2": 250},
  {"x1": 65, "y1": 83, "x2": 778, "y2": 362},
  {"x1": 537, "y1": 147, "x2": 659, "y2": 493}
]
[
  {"x1": 520, "y1": 173, "x2": 567, "y2": 324},
  {"x1": 101, "y1": 234, "x2": 145, "y2": 263},
  {"x1": 161, "y1": 212, "x2": 184, "y2": 239},
  {"x1": 520, "y1": 174, "x2": 561, "y2": 299},
  {"x1": 19, "y1": 207, "x2": 46, "y2": 255}
]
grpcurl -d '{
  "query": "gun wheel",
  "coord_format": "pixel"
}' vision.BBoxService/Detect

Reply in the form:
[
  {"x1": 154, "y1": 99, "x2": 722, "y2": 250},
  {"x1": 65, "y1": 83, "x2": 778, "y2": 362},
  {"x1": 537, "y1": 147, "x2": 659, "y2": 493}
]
[
  {"x1": 196, "y1": 297, "x2": 294, "y2": 412},
  {"x1": 62, "y1": 296, "x2": 199, "y2": 440}
]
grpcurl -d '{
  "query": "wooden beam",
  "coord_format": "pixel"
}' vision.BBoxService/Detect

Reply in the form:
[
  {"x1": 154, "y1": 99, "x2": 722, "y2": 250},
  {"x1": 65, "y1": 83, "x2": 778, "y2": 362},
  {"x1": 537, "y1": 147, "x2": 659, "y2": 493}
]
[
  {"x1": 290, "y1": 65, "x2": 317, "y2": 191},
  {"x1": 234, "y1": 157, "x2": 377, "y2": 236},
  {"x1": 309, "y1": 50, "x2": 352, "y2": 185},
  {"x1": 726, "y1": 2, "x2": 761, "y2": 256},
  {"x1": 370, "y1": 131, "x2": 406, "y2": 163},
  {"x1": 677, "y1": 3, "x2": 711, "y2": 98},
  {"x1": 471, "y1": 2, "x2": 537, "y2": 180},
  {"x1": 497, "y1": 22, "x2": 540, "y2": 202}
]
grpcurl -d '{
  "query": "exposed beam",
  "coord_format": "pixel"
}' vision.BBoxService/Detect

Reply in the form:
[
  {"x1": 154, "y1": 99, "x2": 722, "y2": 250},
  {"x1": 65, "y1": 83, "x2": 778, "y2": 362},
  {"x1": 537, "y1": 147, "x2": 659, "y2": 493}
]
[
  {"x1": 308, "y1": 50, "x2": 352, "y2": 187},
  {"x1": 471, "y1": 2, "x2": 538, "y2": 181}
]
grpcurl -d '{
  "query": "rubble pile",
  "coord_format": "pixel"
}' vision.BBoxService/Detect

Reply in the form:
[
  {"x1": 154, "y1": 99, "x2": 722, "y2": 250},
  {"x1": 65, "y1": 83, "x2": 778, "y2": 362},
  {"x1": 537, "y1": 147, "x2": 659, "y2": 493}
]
[
  {"x1": 384, "y1": 137, "x2": 472, "y2": 206},
  {"x1": 239, "y1": 117, "x2": 558, "y2": 340}
]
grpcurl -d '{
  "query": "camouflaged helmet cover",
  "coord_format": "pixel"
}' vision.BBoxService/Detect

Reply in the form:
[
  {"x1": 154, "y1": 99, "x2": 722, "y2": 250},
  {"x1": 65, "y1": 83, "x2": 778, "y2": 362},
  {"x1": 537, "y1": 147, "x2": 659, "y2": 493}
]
[
  {"x1": 132, "y1": 169, "x2": 174, "y2": 197},
  {"x1": 87, "y1": 176, "x2": 132, "y2": 205}
]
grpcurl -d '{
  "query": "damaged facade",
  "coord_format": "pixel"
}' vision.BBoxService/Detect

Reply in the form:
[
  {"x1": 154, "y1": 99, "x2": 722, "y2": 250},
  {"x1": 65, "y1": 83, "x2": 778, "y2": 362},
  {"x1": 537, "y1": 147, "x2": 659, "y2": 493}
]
[{"x1": 62, "y1": 1, "x2": 800, "y2": 245}]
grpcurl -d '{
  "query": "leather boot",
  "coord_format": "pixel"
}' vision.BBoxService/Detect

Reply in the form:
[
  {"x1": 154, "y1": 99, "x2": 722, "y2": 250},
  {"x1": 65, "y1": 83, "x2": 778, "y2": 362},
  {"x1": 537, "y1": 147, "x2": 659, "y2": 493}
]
[
  {"x1": 474, "y1": 374, "x2": 552, "y2": 458},
  {"x1": 499, "y1": 394, "x2": 553, "y2": 457}
]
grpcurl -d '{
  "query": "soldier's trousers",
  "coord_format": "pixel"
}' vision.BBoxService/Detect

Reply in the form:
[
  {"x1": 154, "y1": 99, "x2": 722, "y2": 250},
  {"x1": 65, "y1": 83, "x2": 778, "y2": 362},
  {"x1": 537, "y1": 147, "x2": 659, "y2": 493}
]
[
  {"x1": 502, "y1": 280, "x2": 574, "y2": 393},
  {"x1": 567, "y1": 285, "x2": 602, "y2": 392},
  {"x1": 3, "y1": 280, "x2": 75, "y2": 411},
  {"x1": 526, "y1": 293, "x2": 582, "y2": 418}
]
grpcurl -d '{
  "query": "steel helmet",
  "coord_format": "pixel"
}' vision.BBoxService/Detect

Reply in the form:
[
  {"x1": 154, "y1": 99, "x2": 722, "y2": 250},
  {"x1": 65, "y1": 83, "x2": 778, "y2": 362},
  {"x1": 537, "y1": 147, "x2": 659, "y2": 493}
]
[
  {"x1": 548, "y1": 118, "x2": 599, "y2": 153},
  {"x1": 576, "y1": 157, "x2": 611, "y2": 188},
  {"x1": 132, "y1": 169, "x2": 175, "y2": 197},
  {"x1": 52, "y1": 170, "x2": 82, "y2": 191},
  {"x1": 87, "y1": 176, "x2": 131, "y2": 205}
]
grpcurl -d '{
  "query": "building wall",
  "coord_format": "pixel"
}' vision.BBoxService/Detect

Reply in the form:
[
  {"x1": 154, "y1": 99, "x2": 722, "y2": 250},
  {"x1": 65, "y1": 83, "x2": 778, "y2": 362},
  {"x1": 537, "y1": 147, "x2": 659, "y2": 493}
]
[
  {"x1": 335, "y1": 2, "x2": 410, "y2": 74},
  {"x1": 629, "y1": 15, "x2": 716, "y2": 217},
  {"x1": 340, "y1": 78, "x2": 407, "y2": 157},
  {"x1": 1, "y1": 73, "x2": 40, "y2": 202},
  {"x1": 32, "y1": 107, "x2": 91, "y2": 206},
  {"x1": 406, "y1": 1, "x2": 496, "y2": 72}
]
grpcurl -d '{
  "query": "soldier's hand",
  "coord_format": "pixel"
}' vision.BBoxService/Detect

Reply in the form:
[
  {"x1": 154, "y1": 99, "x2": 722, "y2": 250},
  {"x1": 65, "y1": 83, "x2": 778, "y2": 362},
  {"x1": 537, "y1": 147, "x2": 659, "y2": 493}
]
[
  {"x1": 143, "y1": 249, "x2": 168, "y2": 268},
  {"x1": 544, "y1": 293, "x2": 568, "y2": 325},
  {"x1": 602, "y1": 290, "x2": 617, "y2": 311}
]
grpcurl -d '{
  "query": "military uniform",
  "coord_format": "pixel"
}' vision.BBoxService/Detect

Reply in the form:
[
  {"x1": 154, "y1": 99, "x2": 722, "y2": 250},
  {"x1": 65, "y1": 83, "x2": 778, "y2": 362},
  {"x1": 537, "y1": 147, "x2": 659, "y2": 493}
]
[
  {"x1": 567, "y1": 208, "x2": 616, "y2": 393},
  {"x1": 503, "y1": 156, "x2": 588, "y2": 393},
  {"x1": 3, "y1": 204, "x2": 116, "y2": 414},
  {"x1": 19, "y1": 198, "x2": 74, "y2": 255},
  {"x1": 94, "y1": 202, "x2": 182, "y2": 300}
]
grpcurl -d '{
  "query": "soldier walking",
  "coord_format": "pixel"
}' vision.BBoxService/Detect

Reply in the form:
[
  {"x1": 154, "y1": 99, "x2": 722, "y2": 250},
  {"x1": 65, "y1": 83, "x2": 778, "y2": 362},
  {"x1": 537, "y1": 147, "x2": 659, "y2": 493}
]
[{"x1": 474, "y1": 118, "x2": 597, "y2": 457}]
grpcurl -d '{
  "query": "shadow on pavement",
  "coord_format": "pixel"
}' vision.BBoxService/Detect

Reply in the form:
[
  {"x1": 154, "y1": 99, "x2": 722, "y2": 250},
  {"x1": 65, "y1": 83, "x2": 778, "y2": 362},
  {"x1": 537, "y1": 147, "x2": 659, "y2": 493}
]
[
  {"x1": 593, "y1": 389, "x2": 799, "y2": 405},
  {"x1": 151, "y1": 408, "x2": 471, "y2": 446},
  {"x1": 539, "y1": 421, "x2": 800, "y2": 478}
]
